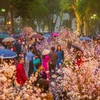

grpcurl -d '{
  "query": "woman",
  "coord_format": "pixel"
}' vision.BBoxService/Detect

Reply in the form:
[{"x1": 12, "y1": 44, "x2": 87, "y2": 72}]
[
  {"x1": 34, "y1": 63, "x2": 49, "y2": 92},
  {"x1": 42, "y1": 49, "x2": 50, "y2": 81},
  {"x1": 16, "y1": 56, "x2": 27, "y2": 85},
  {"x1": 56, "y1": 45, "x2": 64, "y2": 68},
  {"x1": 74, "y1": 51, "x2": 83, "y2": 67},
  {"x1": 35, "y1": 64, "x2": 47, "y2": 82},
  {"x1": 33, "y1": 53, "x2": 41, "y2": 73},
  {"x1": 10, "y1": 44, "x2": 15, "y2": 52}
]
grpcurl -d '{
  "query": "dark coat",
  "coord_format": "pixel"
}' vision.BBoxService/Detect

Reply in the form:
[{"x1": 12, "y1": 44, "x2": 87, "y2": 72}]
[
  {"x1": 34, "y1": 71, "x2": 47, "y2": 86},
  {"x1": 15, "y1": 43, "x2": 21, "y2": 54},
  {"x1": 49, "y1": 51, "x2": 58, "y2": 65}
]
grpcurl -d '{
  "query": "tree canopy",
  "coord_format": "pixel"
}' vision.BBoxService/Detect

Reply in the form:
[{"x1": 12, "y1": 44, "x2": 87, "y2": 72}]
[
  {"x1": 10, "y1": 0, "x2": 100, "y2": 33},
  {"x1": 60, "y1": 0, "x2": 100, "y2": 35}
]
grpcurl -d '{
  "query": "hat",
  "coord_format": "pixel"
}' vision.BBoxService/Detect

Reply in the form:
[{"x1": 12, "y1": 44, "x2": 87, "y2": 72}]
[
  {"x1": 77, "y1": 50, "x2": 83, "y2": 54},
  {"x1": 42, "y1": 49, "x2": 50, "y2": 55}
]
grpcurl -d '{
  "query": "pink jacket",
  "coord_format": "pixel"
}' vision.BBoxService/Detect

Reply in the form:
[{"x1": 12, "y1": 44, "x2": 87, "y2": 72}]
[{"x1": 42, "y1": 55, "x2": 50, "y2": 71}]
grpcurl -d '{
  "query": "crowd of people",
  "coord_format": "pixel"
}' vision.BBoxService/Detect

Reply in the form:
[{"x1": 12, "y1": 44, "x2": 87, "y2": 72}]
[
  {"x1": 0, "y1": 34, "x2": 66, "y2": 100},
  {"x1": 15, "y1": 39, "x2": 65, "y2": 84},
  {"x1": 0, "y1": 26, "x2": 100, "y2": 100}
]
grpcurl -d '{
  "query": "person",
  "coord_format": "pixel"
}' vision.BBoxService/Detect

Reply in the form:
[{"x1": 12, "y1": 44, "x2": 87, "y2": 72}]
[
  {"x1": 34, "y1": 63, "x2": 46, "y2": 84},
  {"x1": 49, "y1": 47, "x2": 58, "y2": 74},
  {"x1": 31, "y1": 45, "x2": 37, "y2": 54},
  {"x1": 34, "y1": 63, "x2": 48, "y2": 92},
  {"x1": 33, "y1": 53, "x2": 41, "y2": 73},
  {"x1": 16, "y1": 56, "x2": 27, "y2": 85},
  {"x1": 38, "y1": 78, "x2": 49, "y2": 93},
  {"x1": 74, "y1": 51, "x2": 83, "y2": 67},
  {"x1": 27, "y1": 47, "x2": 34, "y2": 77},
  {"x1": 34, "y1": 39, "x2": 38, "y2": 48},
  {"x1": 42, "y1": 49, "x2": 50, "y2": 81},
  {"x1": 15, "y1": 40, "x2": 21, "y2": 58},
  {"x1": 67, "y1": 41, "x2": 72, "y2": 53},
  {"x1": 56, "y1": 45, "x2": 64, "y2": 68},
  {"x1": 21, "y1": 42, "x2": 28, "y2": 60},
  {"x1": 10, "y1": 44, "x2": 15, "y2": 52}
]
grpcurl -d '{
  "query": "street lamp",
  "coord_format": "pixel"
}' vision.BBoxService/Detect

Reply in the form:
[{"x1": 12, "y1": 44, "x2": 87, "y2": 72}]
[
  {"x1": 91, "y1": 14, "x2": 97, "y2": 20},
  {"x1": 1, "y1": 8, "x2": 5, "y2": 12},
  {"x1": 7, "y1": 21, "x2": 11, "y2": 25},
  {"x1": 93, "y1": 14, "x2": 96, "y2": 17},
  {"x1": 90, "y1": 14, "x2": 97, "y2": 36},
  {"x1": 91, "y1": 16, "x2": 94, "y2": 19}
]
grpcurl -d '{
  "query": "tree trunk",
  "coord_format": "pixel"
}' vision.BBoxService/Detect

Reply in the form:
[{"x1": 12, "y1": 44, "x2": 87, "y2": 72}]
[
  {"x1": 37, "y1": 21, "x2": 41, "y2": 33},
  {"x1": 60, "y1": 12, "x2": 63, "y2": 26},
  {"x1": 54, "y1": 14, "x2": 59, "y2": 31},
  {"x1": 76, "y1": 17, "x2": 82, "y2": 35},
  {"x1": 69, "y1": 12, "x2": 72, "y2": 30},
  {"x1": 11, "y1": 6, "x2": 14, "y2": 34},
  {"x1": 72, "y1": 5, "x2": 82, "y2": 35},
  {"x1": 50, "y1": 15, "x2": 54, "y2": 32},
  {"x1": 84, "y1": 20, "x2": 89, "y2": 36},
  {"x1": 46, "y1": 15, "x2": 51, "y2": 32},
  {"x1": 83, "y1": 7, "x2": 90, "y2": 36},
  {"x1": 4, "y1": 16, "x2": 7, "y2": 25},
  {"x1": 23, "y1": 15, "x2": 27, "y2": 26}
]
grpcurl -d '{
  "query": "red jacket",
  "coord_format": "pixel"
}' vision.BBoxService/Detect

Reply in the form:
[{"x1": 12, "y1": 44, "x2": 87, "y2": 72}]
[
  {"x1": 74, "y1": 58, "x2": 83, "y2": 66},
  {"x1": 16, "y1": 63, "x2": 27, "y2": 85}
]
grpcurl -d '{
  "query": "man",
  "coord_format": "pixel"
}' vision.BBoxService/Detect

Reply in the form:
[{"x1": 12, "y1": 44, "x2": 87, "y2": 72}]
[
  {"x1": 21, "y1": 42, "x2": 28, "y2": 60},
  {"x1": 15, "y1": 40, "x2": 21, "y2": 59},
  {"x1": 49, "y1": 47, "x2": 58, "y2": 74},
  {"x1": 16, "y1": 56, "x2": 27, "y2": 85},
  {"x1": 27, "y1": 47, "x2": 34, "y2": 77}
]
